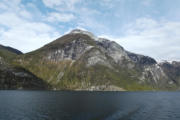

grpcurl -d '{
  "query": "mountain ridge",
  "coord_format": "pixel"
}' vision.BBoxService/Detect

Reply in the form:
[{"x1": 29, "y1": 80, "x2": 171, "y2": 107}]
[{"x1": 0, "y1": 29, "x2": 180, "y2": 90}]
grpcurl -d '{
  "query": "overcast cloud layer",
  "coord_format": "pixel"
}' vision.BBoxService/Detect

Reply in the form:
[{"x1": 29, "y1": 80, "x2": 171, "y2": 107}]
[{"x1": 0, "y1": 0, "x2": 180, "y2": 61}]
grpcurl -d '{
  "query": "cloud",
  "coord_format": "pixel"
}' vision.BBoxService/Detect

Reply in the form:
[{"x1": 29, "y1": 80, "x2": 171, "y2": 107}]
[
  {"x1": 0, "y1": 0, "x2": 61, "y2": 53},
  {"x1": 0, "y1": 12, "x2": 24, "y2": 27},
  {"x1": 42, "y1": 0, "x2": 80, "y2": 11},
  {"x1": 0, "y1": 15, "x2": 60, "y2": 52},
  {"x1": 0, "y1": 0, "x2": 21, "y2": 12},
  {"x1": 1, "y1": 30, "x2": 59, "y2": 53},
  {"x1": 99, "y1": 0, "x2": 118, "y2": 8},
  {"x1": 0, "y1": 2, "x2": 8, "y2": 10},
  {"x1": 19, "y1": 10, "x2": 32, "y2": 19},
  {"x1": 41, "y1": 0, "x2": 108, "y2": 32},
  {"x1": 42, "y1": 0, "x2": 63, "y2": 8},
  {"x1": 42, "y1": 0, "x2": 108, "y2": 34},
  {"x1": 102, "y1": 17, "x2": 180, "y2": 61},
  {"x1": 142, "y1": 0, "x2": 153, "y2": 6},
  {"x1": 46, "y1": 12, "x2": 75, "y2": 22}
]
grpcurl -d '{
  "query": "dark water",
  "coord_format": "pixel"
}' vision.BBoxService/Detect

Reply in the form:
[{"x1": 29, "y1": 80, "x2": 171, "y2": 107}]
[{"x1": 0, "y1": 91, "x2": 180, "y2": 120}]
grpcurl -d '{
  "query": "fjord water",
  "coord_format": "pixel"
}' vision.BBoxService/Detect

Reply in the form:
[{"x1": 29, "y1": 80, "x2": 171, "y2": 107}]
[{"x1": 0, "y1": 91, "x2": 180, "y2": 120}]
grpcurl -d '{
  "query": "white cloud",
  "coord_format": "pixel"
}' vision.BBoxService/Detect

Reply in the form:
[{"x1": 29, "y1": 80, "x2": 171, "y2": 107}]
[
  {"x1": 0, "y1": 0, "x2": 21, "y2": 12},
  {"x1": 0, "y1": 0, "x2": 61, "y2": 53},
  {"x1": 0, "y1": 2, "x2": 8, "y2": 10},
  {"x1": 42, "y1": 0, "x2": 80, "y2": 11},
  {"x1": 46, "y1": 12, "x2": 75, "y2": 22},
  {"x1": 0, "y1": 21, "x2": 60, "y2": 52},
  {"x1": 99, "y1": 0, "x2": 118, "y2": 8},
  {"x1": 73, "y1": 7, "x2": 108, "y2": 33},
  {"x1": 142, "y1": 0, "x2": 153, "y2": 6},
  {"x1": 19, "y1": 10, "x2": 32, "y2": 19},
  {"x1": 43, "y1": 0, "x2": 108, "y2": 33},
  {"x1": 0, "y1": 12, "x2": 25, "y2": 27},
  {"x1": 101, "y1": 18, "x2": 180, "y2": 61},
  {"x1": 42, "y1": 0, "x2": 63, "y2": 8}
]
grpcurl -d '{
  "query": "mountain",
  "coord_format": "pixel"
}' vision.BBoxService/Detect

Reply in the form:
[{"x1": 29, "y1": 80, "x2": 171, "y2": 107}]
[
  {"x1": 0, "y1": 29, "x2": 180, "y2": 91},
  {"x1": 5, "y1": 29, "x2": 178, "y2": 91},
  {"x1": 0, "y1": 44, "x2": 22, "y2": 55},
  {"x1": 0, "y1": 44, "x2": 23, "y2": 63},
  {"x1": 0, "y1": 45, "x2": 49, "y2": 90}
]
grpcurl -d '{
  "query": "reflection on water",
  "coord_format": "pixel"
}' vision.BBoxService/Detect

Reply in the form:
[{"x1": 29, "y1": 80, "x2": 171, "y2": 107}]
[{"x1": 0, "y1": 91, "x2": 180, "y2": 120}]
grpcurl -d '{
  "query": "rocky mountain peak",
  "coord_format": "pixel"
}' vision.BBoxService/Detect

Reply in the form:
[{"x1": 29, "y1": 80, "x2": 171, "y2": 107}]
[{"x1": 70, "y1": 29, "x2": 98, "y2": 40}]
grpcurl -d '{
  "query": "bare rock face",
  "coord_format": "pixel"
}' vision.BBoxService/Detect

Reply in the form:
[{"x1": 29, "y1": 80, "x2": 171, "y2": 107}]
[
  {"x1": 127, "y1": 52, "x2": 157, "y2": 66},
  {"x1": 96, "y1": 38, "x2": 157, "y2": 69},
  {"x1": 159, "y1": 61, "x2": 180, "y2": 84},
  {"x1": 86, "y1": 49, "x2": 112, "y2": 68},
  {"x1": 140, "y1": 64, "x2": 169, "y2": 86},
  {"x1": 47, "y1": 38, "x2": 94, "y2": 62},
  {"x1": 96, "y1": 38, "x2": 129, "y2": 64}
]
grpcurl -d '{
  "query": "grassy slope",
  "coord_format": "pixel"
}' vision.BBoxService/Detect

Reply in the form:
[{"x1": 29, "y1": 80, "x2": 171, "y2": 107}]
[
  {"x1": 0, "y1": 49, "x2": 17, "y2": 63},
  {"x1": 0, "y1": 47, "x2": 50, "y2": 89}
]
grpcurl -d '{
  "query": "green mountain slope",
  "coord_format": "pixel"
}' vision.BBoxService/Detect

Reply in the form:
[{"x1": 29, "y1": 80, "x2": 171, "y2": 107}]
[
  {"x1": 0, "y1": 45, "x2": 49, "y2": 90},
  {"x1": 0, "y1": 44, "x2": 22, "y2": 62}
]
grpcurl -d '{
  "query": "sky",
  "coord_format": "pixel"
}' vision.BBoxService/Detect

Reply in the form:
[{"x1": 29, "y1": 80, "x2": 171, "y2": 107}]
[{"x1": 0, "y1": 0, "x2": 180, "y2": 61}]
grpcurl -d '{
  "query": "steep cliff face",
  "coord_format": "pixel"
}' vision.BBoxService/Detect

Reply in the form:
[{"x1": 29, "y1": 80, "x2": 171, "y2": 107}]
[
  {"x1": 12, "y1": 29, "x2": 180, "y2": 90},
  {"x1": 159, "y1": 61, "x2": 180, "y2": 84}
]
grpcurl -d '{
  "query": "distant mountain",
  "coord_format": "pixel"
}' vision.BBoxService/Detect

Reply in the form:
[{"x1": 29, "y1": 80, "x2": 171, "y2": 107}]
[
  {"x1": 0, "y1": 44, "x2": 23, "y2": 55},
  {"x1": 0, "y1": 29, "x2": 180, "y2": 90},
  {"x1": 0, "y1": 44, "x2": 22, "y2": 63}
]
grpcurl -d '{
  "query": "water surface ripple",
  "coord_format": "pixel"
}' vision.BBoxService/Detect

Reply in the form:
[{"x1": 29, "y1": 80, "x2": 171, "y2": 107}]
[{"x1": 0, "y1": 91, "x2": 180, "y2": 120}]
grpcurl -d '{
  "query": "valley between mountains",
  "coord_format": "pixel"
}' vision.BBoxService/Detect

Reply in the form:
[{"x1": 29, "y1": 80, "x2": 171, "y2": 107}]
[{"x1": 0, "y1": 29, "x2": 180, "y2": 91}]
